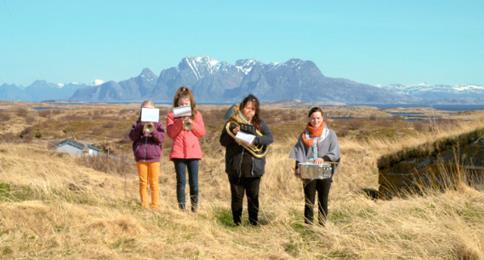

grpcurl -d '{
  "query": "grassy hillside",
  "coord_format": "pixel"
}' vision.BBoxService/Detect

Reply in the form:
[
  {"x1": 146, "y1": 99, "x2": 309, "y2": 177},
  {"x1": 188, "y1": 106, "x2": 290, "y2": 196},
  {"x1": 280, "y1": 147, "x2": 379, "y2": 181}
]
[{"x1": 1, "y1": 103, "x2": 483, "y2": 259}]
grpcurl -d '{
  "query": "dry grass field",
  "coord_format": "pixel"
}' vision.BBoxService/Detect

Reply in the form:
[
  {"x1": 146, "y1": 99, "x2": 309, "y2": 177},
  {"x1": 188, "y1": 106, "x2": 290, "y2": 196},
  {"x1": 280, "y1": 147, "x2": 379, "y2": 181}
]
[{"x1": 1, "y1": 101, "x2": 483, "y2": 259}]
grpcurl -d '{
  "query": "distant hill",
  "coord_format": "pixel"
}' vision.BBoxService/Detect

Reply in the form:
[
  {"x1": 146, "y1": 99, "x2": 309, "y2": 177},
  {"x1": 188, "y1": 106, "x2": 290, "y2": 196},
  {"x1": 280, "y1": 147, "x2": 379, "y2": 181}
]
[{"x1": 0, "y1": 81, "x2": 88, "y2": 102}]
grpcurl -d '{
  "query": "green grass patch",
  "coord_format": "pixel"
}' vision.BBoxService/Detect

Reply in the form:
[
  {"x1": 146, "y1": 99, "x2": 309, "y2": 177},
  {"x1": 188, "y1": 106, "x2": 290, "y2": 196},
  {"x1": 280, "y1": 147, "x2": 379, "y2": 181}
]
[
  {"x1": 355, "y1": 207, "x2": 378, "y2": 219},
  {"x1": 150, "y1": 212, "x2": 171, "y2": 228},
  {"x1": 283, "y1": 239, "x2": 301, "y2": 258},
  {"x1": 408, "y1": 207, "x2": 428, "y2": 219},
  {"x1": 110, "y1": 199, "x2": 143, "y2": 211},
  {"x1": 49, "y1": 189, "x2": 97, "y2": 205},
  {"x1": 328, "y1": 209, "x2": 353, "y2": 225},
  {"x1": 328, "y1": 249, "x2": 359, "y2": 259},
  {"x1": 213, "y1": 207, "x2": 236, "y2": 227},
  {"x1": 289, "y1": 209, "x2": 320, "y2": 239},
  {"x1": 111, "y1": 238, "x2": 137, "y2": 252},
  {"x1": 212, "y1": 206, "x2": 269, "y2": 228},
  {"x1": 0, "y1": 182, "x2": 104, "y2": 207},
  {"x1": 456, "y1": 202, "x2": 484, "y2": 223},
  {"x1": 1, "y1": 246, "x2": 14, "y2": 256},
  {"x1": 0, "y1": 182, "x2": 37, "y2": 202}
]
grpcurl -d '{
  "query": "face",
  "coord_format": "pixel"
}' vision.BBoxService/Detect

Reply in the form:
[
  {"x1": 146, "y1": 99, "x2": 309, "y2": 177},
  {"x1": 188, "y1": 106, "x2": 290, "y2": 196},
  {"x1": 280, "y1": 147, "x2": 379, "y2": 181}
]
[
  {"x1": 309, "y1": 111, "x2": 323, "y2": 127},
  {"x1": 178, "y1": 97, "x2": 191, "y2": 107},
  {"x1": 242, "y1": 101, "x2": 256, "y2": 122}
]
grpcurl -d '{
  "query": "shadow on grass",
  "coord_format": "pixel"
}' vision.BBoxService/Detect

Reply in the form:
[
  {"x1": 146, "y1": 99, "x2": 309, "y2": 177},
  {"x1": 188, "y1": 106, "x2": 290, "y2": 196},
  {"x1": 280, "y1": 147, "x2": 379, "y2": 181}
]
[{"x1": 362, "y1": 187, "x2": 379, "y2": 200}]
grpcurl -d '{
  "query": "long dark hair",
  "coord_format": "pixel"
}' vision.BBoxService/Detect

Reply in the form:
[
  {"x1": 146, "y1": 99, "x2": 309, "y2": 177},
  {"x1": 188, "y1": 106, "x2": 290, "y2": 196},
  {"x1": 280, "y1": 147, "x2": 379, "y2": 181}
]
[
  {"x1": 173, "y1": 86, "x2": 197, "y2": 119},
  {"x1": 240, "y1": 94, "x2": 262, "y2": 130}
]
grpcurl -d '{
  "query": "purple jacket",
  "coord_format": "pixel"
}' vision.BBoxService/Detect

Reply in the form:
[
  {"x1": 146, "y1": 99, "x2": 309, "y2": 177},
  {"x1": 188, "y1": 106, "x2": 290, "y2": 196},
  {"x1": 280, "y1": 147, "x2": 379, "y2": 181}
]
[{"x1": 129, "y1": 121, "x2": 165, "y2": 162}]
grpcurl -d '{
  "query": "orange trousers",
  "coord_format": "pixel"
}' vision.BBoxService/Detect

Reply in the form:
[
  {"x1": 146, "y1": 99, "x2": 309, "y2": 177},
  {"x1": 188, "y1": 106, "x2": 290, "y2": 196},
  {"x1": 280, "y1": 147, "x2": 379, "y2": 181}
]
[{"x1": 136, "y1": 162, "x2": 160, "y2": 208}]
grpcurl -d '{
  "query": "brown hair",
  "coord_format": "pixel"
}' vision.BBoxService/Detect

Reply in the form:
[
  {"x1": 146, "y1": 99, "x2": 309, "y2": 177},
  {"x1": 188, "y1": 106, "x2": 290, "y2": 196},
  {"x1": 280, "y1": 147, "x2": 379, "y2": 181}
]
[
  {"x1": 240, "y1": 94, "x2": 262, "y2": 130},
  {"x1": 173, "y1": 86, "x2": 197, "y2": 118},
  {"x1": 307, "y1": 107, "x2": 324, "y2": 118}
]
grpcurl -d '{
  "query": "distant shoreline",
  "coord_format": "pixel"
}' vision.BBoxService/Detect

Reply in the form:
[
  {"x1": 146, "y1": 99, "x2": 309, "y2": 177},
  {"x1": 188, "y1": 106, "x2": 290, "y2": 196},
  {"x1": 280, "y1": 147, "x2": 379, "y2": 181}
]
[{"x1": 1, "y1": 101, "x2": 483, "y2": 112}]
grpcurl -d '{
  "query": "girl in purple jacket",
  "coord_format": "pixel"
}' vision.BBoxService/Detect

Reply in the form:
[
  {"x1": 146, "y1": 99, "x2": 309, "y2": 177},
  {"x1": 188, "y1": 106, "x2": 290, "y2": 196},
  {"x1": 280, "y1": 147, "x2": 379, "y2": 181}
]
[{"x1": 129, "y1": 100, "x2": 165, "y2": 208}]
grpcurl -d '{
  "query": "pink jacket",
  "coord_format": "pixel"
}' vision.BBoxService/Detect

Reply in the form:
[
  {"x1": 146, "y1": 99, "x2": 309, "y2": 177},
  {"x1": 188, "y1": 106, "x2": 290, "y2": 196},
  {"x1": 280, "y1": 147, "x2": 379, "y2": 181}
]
[{"x1": 166, "y1": 110, "x2": 206, "y2": 160}]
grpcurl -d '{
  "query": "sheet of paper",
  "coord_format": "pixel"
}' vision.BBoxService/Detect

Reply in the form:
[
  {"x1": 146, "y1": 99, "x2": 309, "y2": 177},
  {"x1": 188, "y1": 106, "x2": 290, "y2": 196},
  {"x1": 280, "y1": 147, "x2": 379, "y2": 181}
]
[
  {"x1": 235, "y1": 131, "x2": 256, "y2": 144},
  {"x1": 173, "y1": 106, "x2": 192, "y2": 118},
  {"x1": 141, "y1": 108, "x2": 160, "y2": 122}
]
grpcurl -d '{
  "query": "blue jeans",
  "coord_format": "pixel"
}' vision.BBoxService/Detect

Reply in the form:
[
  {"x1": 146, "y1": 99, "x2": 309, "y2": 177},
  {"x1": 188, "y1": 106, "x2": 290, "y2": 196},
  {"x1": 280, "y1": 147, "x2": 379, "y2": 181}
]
[{"x1": 173, "y1": 159, "x2": 199, "y2": 211}]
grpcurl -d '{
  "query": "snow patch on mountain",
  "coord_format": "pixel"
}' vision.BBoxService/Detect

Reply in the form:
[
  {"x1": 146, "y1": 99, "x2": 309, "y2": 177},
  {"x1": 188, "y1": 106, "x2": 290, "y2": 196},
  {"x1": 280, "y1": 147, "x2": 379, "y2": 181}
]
[
  {"x1": 181, "y1": 56, "x2": 223, "y2": 79},
  {"x1": 93, "y1": 79, "x2": 105, "y2": 86},
  {"x1": 235, "y1": 59, "x2": 258, "y2": 75},
  {"x1": 382, "y1": 83, "x2": 484, "y2": 94}
]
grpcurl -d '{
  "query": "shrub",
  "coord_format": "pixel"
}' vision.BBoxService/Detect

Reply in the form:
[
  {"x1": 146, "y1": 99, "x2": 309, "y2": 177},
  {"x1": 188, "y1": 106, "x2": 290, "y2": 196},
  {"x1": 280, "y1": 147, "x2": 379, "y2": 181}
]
[{"x1": 0, "y1": 112, "x2": 11, "y2": 121}]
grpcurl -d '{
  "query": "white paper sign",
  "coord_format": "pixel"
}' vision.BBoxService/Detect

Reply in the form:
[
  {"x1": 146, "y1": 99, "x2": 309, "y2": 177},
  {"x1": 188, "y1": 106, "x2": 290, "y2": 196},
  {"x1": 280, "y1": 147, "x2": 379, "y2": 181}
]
[
  {"x1": 235, "y1": 131, "x2": 256, "y2": 144},
  {"x1": 141, "y1": 108, "x2": 160, "y2": 122},
  {"x1": 173, "y1": 106, "x2": 192, "y2": 118}
]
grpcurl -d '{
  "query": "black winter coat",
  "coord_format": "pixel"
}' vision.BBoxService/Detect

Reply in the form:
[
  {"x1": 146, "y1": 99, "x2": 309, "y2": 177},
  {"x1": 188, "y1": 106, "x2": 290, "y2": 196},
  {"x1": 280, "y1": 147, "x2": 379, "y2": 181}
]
[{"x1": 219, "y1": 120, "x2": 273, "y2": 178}]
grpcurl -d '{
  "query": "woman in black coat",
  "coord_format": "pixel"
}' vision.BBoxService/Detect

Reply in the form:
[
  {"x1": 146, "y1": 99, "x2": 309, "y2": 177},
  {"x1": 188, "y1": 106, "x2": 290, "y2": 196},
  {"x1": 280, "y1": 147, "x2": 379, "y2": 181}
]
[{"x1": 219, "y1": 94, "x2": 273, "y2": 226}]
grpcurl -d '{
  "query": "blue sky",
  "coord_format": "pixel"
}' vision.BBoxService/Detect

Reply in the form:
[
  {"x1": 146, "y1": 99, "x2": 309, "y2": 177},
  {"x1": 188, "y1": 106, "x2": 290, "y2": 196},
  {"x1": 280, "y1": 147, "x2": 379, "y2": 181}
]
[{"x1": 1, "y1": 0, "x2": 483, "y2": 86}]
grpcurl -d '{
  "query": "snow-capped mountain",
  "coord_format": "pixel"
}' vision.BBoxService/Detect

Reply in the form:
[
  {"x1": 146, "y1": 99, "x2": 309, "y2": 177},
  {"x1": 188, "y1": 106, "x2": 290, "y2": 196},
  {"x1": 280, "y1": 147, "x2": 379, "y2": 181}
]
[
  {"x1": 3, "y1": 56, "x2": 482, "y2": 104},
  {"x1": 381, "y1": 83, "x2": 484, "y2": 103},
  {"x1": 453, "y1": 84, "x2": 484, "y2": 92},
  {"x1": 70, "y1": 56, "x2": 403, "y2": 103}
]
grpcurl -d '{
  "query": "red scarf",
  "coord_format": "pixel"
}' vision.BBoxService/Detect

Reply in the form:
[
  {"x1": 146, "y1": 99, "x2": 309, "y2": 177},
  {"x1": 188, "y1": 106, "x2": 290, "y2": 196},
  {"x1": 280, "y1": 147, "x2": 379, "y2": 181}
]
[{"x1": 301, "y1": 122, "x2": 325, "y2": 147}]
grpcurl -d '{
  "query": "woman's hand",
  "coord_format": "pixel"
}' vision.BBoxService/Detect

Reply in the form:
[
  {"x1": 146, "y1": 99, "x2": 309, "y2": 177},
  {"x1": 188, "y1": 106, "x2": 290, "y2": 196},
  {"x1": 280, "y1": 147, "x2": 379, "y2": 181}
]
[
  {"x1": 314, "y1": 158, "x2": 325, "y2": 165},
  {"x1": 236, "y1": 139, "x2": 251, "y2": 147},
  {"x1": 294, "y1": 167, "x2": 301, "y2": 178},
  {"x1": 231, "y1": 125, "x2": 240, "y2": 135}
]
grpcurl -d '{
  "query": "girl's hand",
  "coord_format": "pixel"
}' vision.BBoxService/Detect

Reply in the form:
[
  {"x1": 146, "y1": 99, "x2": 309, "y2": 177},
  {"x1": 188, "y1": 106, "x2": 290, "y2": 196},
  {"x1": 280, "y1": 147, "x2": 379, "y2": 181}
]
[
  {"x1": 183, "y1": 117, "x2": 192, "y2": 124},
  {"x1": 314, "y1": 158, "x2": 325, "y2": 165}
]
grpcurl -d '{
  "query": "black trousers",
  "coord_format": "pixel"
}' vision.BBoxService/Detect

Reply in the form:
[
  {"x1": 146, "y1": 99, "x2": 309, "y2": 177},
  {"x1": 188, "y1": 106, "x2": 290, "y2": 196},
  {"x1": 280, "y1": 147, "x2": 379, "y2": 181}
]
[
  {"x1": 303, "y1": 178, "x2": 332, "y2": 225},
  {"x1": 229, "y1": 176, "x2": 261, "y2": 225}
]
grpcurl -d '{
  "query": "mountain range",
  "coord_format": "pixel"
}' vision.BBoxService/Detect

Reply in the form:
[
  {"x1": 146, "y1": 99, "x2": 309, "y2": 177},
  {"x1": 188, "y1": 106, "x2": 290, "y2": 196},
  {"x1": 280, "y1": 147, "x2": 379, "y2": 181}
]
[
  {"x1": 1, "y1": 57, "x2": 483, "y2": 104},
  {"x1": 379, "y1": 83, "x2": 484, "y2": 104},
  {"x1": 0, "y1": 81, "x2": 89, "y2": 102}
]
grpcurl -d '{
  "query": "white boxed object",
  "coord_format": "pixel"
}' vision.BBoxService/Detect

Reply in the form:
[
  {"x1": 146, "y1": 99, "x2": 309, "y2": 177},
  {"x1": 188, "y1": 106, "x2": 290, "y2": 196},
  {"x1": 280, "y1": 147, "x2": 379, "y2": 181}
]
[
  {"x1": 173, "y1": 106, "x2": 192, "y2": 118},
  {"x1": 235, "y1": 131, "x2": 256, "y2": 145},
  {"x1": 141, "y1": 108, "x2": 160, "y2": 122}
]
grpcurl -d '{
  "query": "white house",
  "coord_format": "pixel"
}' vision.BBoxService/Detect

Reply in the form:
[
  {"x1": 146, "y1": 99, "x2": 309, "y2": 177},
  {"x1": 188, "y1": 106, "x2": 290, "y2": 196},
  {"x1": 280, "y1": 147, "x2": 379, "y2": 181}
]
[
  {"x1": 55, "y1": 139, "x2": 102, "y2": 157},
  {"x1": 86, "y1": 144, "x2": 101, "y2": 156}
]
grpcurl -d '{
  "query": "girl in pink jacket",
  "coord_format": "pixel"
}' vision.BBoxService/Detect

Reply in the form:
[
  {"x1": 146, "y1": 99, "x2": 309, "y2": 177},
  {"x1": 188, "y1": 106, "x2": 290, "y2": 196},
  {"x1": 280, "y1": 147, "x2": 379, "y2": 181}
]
[{"x1": 166, "y1": 86, "x2": 206, "y2": 212}]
